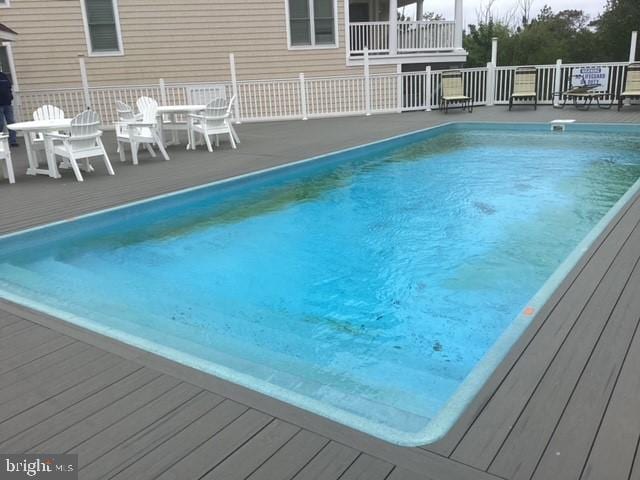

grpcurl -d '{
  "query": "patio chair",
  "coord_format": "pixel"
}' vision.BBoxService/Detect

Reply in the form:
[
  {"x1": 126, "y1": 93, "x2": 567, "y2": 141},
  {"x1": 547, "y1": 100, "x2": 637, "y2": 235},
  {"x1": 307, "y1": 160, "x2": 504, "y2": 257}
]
[
  {"x1": 187, "y1": 96, "x2": 238, "y2": 152},
  {"x1": 618, "y1": 63, "x2": 640, "y2": 111},
  {"x1": 116, "y1": 98, "x2": 169, "y2": 165},
  {"x1": 46, "y1": 111, "x2": 114, "y2": 182},
  {"x1": 115, "y1": 100, "x2": 158, "y2": 160},
  {"x1": 0, "y1": 134, "x2": 15, "y2": 184},
  {"x1": 440, "y1": 70, "x2": 473, "y2": 113},
  {"x1": 509, "y1": 67, "x2": 537, "y2": 110},
  {"x1": 31, "y1": 105, "x2": 65, "y2": 160}
]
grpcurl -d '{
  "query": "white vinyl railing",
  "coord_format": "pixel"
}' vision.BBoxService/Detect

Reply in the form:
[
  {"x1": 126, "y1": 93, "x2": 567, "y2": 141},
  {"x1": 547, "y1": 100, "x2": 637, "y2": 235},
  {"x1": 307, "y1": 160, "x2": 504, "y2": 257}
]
[
  {"x1": 397, "y1": 21, "x2": 455, "y2": 52},
  {"x1": 349, "y1": 22, "x2": 390, "y2": 55},
  {"x1": 12, "y1": 61, "x2": 634, "y2": 125},
  {"x1": 349, "y1": 20, "x2": 455, "y2": 55},
  {"x1": 493, "y1": 61, "x2": 628, "y2": 104}
]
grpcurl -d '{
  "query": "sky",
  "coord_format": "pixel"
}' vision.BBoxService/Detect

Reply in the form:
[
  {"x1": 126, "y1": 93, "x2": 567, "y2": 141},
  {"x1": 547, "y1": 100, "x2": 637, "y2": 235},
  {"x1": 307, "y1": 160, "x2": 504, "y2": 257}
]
[{"x1": 401, "y1": 0, "x2": 608, "y2": 25}]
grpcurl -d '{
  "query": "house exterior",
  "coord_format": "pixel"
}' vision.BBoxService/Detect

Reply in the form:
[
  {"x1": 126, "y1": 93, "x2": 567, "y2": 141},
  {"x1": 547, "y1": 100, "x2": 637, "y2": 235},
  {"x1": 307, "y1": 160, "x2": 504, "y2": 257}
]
[{"x1": 0, "y1": 0, "x2": 466, "y2": 92}]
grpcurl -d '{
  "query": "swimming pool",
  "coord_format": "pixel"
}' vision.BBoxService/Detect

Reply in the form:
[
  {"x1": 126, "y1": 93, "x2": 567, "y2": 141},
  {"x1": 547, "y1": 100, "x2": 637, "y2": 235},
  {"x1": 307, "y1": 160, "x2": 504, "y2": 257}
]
[{"x1": 1, "y1": 122, "x2": 639, "y2": 446}]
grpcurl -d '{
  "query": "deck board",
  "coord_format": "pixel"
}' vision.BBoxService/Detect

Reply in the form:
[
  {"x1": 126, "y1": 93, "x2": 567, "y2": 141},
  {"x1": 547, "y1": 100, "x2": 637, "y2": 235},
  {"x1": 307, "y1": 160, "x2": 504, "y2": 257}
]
[
  {"x1": 0, "y1": 335, "x2": 75, "y2": 376},
  {"x1": 580, "y1": 310, "x2": 640, "y2": 480},
  {"x1": 31, "y1": 375, "x2": 182, "y2": 454},
  {"x1": 72, "y1": 382, "x2": 202, "y2": 468},
  {"x1": 487, "y1": 219, "x2": 640, "y2": 479},
  {"x1": 0, "y1": 361, "x2": 139, "y2": 446},
  {"x1": 198, "y1": 419, "x2": 300, "y2": 480},
  {"x1": 81, "y1": 391, "x2": 224, "y2": 480},
  {"x1": 531, "y1": 260, "x2": 640, "y2": 479},
  {"x1": 1, "y1": 108, "x2": 639, "y2": 479},
  {"x1": 112, "y1": 401, "x2": 252, "y2": 480},
  {"x1": 337, "y1": 453, "x2": 395, "y2": 480},
  {"x1": 291, "y1": 441, "x2": 360, "y2": 480},
  {"x1": 0, "y1": 368, "x2": 160, "y2": 452}
]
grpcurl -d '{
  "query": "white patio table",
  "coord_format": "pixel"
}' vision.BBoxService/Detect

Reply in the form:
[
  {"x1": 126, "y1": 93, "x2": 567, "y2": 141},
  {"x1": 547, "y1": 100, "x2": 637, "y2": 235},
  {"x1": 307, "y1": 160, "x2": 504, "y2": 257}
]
[
  {"x1": 156, "y1": 105, "x2": 206, "y2": 148},
  {"x1": 8, "y1": 118, "x2": 72, "y2": 178}
]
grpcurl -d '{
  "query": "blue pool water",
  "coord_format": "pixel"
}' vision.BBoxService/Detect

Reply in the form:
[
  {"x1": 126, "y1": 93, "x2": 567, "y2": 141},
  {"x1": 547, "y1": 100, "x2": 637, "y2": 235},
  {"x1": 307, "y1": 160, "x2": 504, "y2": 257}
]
[{"x1": 1, "y1": 123, "x2": 639, "y2": 445}]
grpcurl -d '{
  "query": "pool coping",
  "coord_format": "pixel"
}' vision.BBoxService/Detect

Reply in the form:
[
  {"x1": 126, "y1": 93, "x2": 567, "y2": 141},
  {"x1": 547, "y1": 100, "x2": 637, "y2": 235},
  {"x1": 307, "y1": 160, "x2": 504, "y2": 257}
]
[{"x1": 0, "y1": 120, "x2": 639, "y2": 447}]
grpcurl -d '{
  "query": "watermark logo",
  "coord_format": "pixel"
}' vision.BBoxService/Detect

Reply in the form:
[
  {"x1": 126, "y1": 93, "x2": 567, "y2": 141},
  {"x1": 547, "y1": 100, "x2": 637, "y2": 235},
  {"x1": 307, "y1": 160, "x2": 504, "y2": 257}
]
[{"x1": 1, "y1": 454, "x2": 77, "y2": 479}]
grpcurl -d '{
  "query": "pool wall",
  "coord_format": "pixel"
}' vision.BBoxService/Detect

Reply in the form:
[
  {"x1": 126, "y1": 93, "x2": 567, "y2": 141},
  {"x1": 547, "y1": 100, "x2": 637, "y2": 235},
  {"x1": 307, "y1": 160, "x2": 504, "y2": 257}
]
[{"x1": 1, "y1": 121, "x2": 639, "y2": 446}]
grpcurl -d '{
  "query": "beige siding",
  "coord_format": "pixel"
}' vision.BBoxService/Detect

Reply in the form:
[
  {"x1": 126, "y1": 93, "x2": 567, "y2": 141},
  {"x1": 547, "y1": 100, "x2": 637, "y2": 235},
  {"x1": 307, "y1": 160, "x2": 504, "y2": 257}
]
[{"x1": 3, "y1": 0, "x2": 394, "y2": 90}]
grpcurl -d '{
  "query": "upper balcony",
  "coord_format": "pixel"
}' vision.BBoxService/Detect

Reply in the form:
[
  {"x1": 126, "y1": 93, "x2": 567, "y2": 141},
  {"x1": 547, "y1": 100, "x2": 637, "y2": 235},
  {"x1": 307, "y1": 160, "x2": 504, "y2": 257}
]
[{"x1": 346, "y1": 0, "x2": 466, "y2": 64}]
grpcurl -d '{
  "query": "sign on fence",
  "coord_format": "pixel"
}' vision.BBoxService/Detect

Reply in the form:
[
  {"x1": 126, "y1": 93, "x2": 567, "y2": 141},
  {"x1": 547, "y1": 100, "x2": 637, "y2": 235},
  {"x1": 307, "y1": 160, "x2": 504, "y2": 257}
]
[{"x1": 571, "y1": 66, "x2": 609, "y2": 91}]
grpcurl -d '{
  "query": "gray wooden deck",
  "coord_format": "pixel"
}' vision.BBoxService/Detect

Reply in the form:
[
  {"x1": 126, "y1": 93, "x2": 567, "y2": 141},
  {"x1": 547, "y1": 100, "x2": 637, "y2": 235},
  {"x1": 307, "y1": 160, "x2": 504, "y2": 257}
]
[{"x1": 1, "y1": 106, "x2": 640, "y2": 480}]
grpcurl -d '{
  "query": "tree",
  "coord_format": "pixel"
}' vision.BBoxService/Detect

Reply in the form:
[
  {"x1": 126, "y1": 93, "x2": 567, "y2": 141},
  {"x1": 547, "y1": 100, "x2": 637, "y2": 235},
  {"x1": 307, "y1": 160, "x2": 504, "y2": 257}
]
[
  {"x1": 463, "y1": 21, "x2": 513, "y2": 67},
  {"x1": 594, "y1": 0, "x2": 640, "y2": 61},
  {"x1": 463, "y1": 5, "x2": 601, "y2": 67}
]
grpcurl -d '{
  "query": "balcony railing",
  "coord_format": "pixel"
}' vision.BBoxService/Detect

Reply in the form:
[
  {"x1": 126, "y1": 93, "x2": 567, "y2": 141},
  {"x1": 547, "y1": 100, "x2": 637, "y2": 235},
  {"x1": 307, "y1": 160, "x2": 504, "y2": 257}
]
[
  {"x1": 349, "y1": 20, "x2": 456, "y2": 56},
  {"x1": 397, "y1": 21, "x2": 455, "y2": 52},
  {"x1": 349, "y1": 22, "x2": 390, "y2": 54}
]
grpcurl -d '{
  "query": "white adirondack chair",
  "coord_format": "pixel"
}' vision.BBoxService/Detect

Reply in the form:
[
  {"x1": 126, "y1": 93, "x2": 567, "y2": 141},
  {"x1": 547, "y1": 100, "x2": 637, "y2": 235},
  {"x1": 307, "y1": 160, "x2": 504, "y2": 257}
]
[
  {"x1": 46, "y1": 110, "x2": 114, "y2": 182},
  {"x1": 114, "y1": 100, "x2": 158, "y2": 161},
  {"x1": 31, "y1": 105, "x2": 66, "y2": 160},
  {"x1": 187, "y1": 96, "x2": 238, "y2": 152},
  {"x1": 116, "y1": 97, "x2": 169, "y2": 165},
  {"x1": 0, "y1": 134, "x2": 15, "y2": 184}
]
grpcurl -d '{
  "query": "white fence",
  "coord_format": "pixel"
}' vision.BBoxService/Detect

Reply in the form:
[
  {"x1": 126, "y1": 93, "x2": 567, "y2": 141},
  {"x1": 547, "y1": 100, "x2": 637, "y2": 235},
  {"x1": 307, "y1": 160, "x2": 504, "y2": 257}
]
[{"x1": 12, "y1": 60, "x2": 633, "y2": 126}]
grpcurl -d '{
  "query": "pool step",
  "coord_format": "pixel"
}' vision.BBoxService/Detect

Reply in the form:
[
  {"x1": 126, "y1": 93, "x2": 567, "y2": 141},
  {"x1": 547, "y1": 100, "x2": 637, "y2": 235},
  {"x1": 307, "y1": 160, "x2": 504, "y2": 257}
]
[
  {"x1": 33, "y1": 253, "x2": 471, "y2": 382},
  {"x1": 0, "y1": 260, "x2": 461, "y2": 420}
]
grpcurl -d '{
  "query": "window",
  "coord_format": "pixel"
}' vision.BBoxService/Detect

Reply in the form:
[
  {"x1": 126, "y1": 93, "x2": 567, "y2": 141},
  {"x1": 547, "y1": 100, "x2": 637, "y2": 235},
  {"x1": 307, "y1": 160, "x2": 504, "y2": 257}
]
[
  {"x1": 0, "y1": 1, "x2": 10, "y2": 8},
  {"x1": 81, "y1": 0, "x2": 123, "y2": 55},
  {"x1": 0, "y1": 44, "x2": 13, "y2": 83},
  {"x1": 287, "y1": 0, "x2": 337, "y2": 48}
]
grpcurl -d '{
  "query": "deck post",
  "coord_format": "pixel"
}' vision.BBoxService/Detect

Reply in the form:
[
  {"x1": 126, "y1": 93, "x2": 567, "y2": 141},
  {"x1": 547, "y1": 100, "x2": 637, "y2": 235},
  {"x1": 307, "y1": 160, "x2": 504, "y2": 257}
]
[
  {"x1": 229, "y1": 53, "x2": 242, "y2": 124},
  {"x1": 78, "y1": 55, "x2": 92, "y2": 110},
  {"x1": 396, "y1": 64, "x2": 403, "y2": 113},
  {"x1": 486, "y1": 61, "x2": 495, "y2": 106},
  {"x1": 425, "y1": 65, "x2": 432, "y2": 111},
  {"x1": 630, "y1": 31, "x2": 638, "y2": 63},
  {"x1": 491, "y1": 37, "x2": 498, "y2": 66},
  {"x1": 553, "y1": 59, "x2": 562, "y2": 107},
  {"x1": 159, "y1": 78, "x2": 167, "y2": 106},
  {"x1": 364, "y1": 47, "x2": 371, "y2": 115},
  {"x1": 389, "y1": 0, "x2": 398, "y2": 55},
  {"x1": 454, "y1": 0, "x2": 464, "y2": 49},
  {"x1": 299, "y1": 73, "x2": 308, "y2": 120}
]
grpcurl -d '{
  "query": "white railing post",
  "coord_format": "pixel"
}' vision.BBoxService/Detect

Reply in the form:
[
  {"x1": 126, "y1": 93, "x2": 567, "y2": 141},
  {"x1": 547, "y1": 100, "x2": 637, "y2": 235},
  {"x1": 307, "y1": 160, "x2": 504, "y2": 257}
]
[
  {"x1": 630, "y1": 31, "x2": 638, "y2": 62},
  {"x1": 491, "y1": 37, "x2": 498, "y2": 66},
  {"x1": 486, "y1": 61, "x2": 495, "y2": 106},
  {"x1": 299, "y1": 73, "x2": 308, "y2": 120},
  {"x1": 396, "y1": 64, "x2": 403, "y2": 113},
  {"x1": 12, "y1": 88, "x2": 23, "y2": 122},
  {"x1": 364, "y1": 47, "x2": 371, "y2": 115},
  {"x1": 553, "y1": 59, "x2": 562, "y2": 107},
  {"x1": 425, "y1": 66, "x2": 432, "y2": 111},
  {"x1": 389, "y1": 0, "x2": 398, "y2": 55},
  {"x1": 159, "y1": 78, "x2": 167, "y2": 106},
  {"x1": 454, "y1": 0, "x2": 463, "y2": 49},
  {"x1": 229, "y1": 53, "x2": 242, "y2": 123},
  {"x1": 78, "y1": 55, "x2": 91, "y2": 110}
]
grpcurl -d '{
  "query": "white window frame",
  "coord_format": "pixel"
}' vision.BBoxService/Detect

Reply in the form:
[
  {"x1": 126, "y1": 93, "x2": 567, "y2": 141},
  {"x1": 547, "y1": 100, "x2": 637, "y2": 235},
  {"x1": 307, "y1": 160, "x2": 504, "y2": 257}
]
[
  {"x1": 0, "y1": 0, "x2": 11, "y2": 9},
  {"x1": 80, "y1": 0, "x2": 125, "y2": 57},
  {"x1": 284, "y1": 0, "x2": 339, "y2": 50}
]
